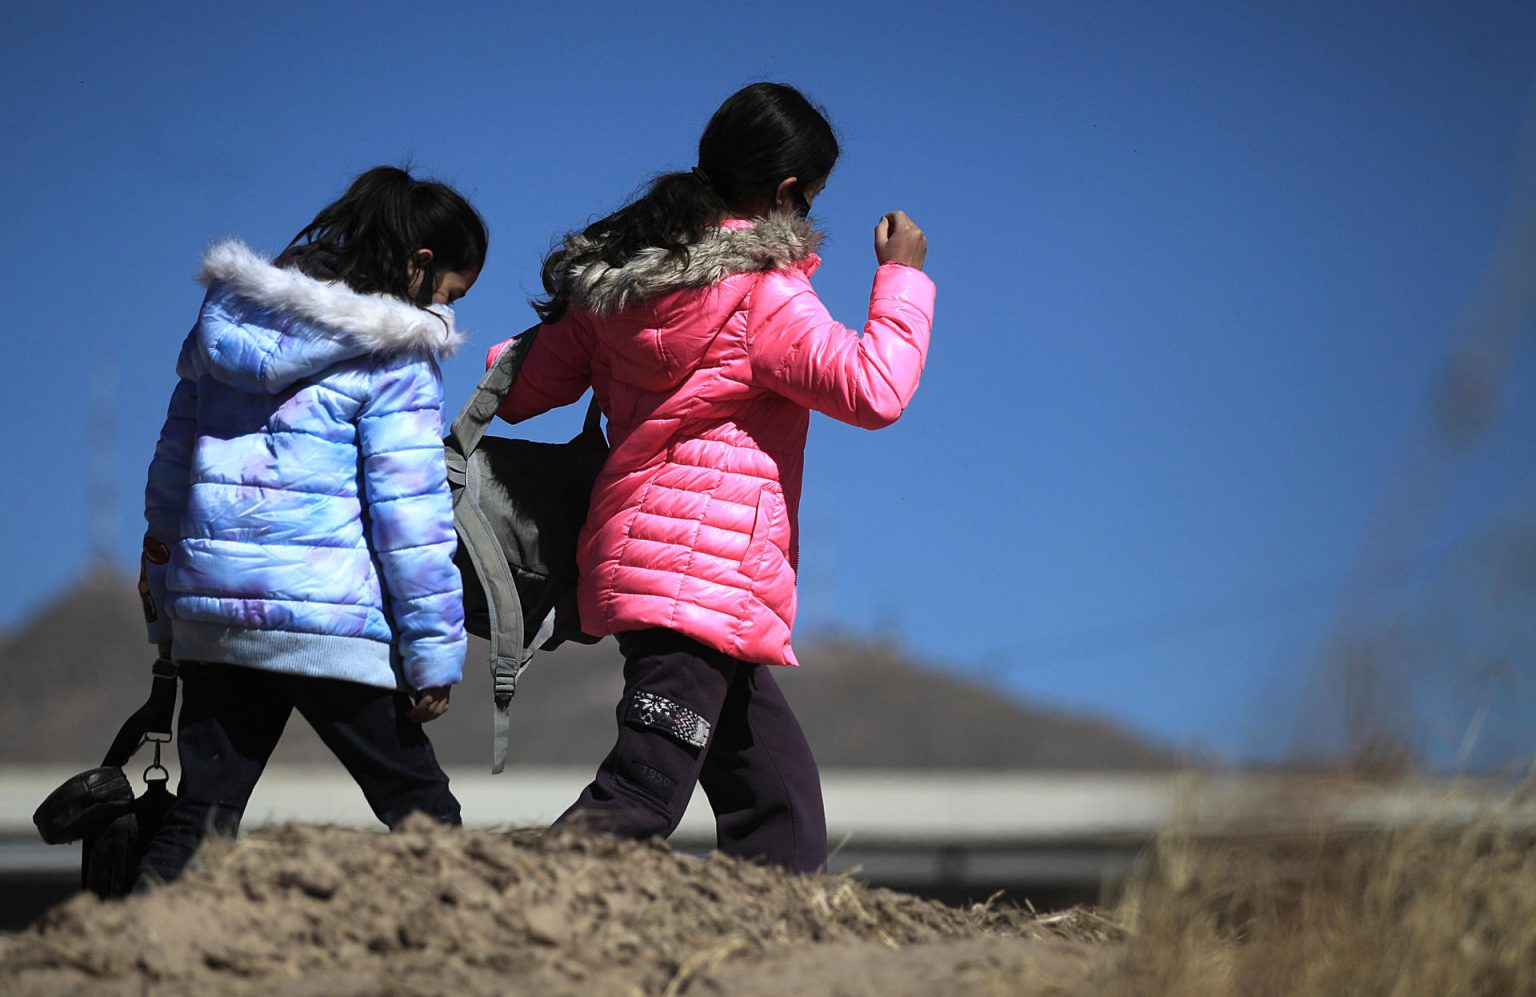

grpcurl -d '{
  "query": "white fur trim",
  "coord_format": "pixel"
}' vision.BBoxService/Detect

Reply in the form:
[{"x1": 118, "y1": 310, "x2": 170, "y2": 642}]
[
  {"x1": 560, "y1": 212, "x2": 821, "y2": 316},
  {"x1": 197, "y1": 239, "x2": 464, "y2": 356}
]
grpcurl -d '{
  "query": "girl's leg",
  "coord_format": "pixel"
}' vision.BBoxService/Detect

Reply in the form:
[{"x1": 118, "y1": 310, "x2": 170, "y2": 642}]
[
  {"x1": 556, "y1": 629, "x2": 734, "y2": 839},
  {"x1": 286, "y1": 673, "x2": 461, "y2": 827},
  {"x1": 137, "y1": 662, "x2": 291, "y2": 884},
  {"x1": 699, "y1": 663, "x2": 828, "y2": 873}
]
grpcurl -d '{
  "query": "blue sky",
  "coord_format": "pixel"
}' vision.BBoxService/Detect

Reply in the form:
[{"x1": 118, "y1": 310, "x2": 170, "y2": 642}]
[{"x1": 4, "y1": 1, "x2": 1534, "y2": 766}]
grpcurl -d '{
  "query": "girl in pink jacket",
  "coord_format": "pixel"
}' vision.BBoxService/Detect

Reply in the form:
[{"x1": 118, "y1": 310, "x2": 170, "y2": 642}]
[{"x1": 490, "y1": 82, "x2": 932, "y2": 872}]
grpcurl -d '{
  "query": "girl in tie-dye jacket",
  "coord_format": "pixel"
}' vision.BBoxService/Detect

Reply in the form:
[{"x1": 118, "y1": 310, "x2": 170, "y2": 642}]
[{"x1": 135, "y1": 166, "x2": 486, "y2": 885}]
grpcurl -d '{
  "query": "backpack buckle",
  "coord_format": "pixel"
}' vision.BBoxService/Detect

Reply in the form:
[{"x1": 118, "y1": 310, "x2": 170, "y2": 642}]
[{"x1": 491, "y1": 656, "x2": 528, "y2": 707}]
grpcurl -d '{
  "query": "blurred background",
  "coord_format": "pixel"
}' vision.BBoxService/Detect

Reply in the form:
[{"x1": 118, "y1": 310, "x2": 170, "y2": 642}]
[{"x1": 2, "y1": 0, "x2": 1535, "y2": 920}]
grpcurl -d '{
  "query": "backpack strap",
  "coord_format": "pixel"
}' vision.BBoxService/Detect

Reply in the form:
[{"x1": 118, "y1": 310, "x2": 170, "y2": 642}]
[
  {"x1": 456, "y1": 451, "x2": 531, "y2": 774},
  {"x1": 582, "y1": 393, "x2": 602, "y2": 435},
  {"x1": 446, "y1": 323, "x2": 541, "y2": 457},
  {"x1": 100, "y1": 656, "x2": 178, "y2": 769},
  {"x1": 442, "y1": 324, "x2": 604, "y2": 773},
  {"x1": 444, "y1": 325, "x2": 541, "y2": 774}
]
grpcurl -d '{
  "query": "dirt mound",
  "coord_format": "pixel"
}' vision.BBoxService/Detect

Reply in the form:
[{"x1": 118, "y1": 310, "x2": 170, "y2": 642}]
[{"x1": 0, "y1": 820, "x2": 1120, "y2": 996}]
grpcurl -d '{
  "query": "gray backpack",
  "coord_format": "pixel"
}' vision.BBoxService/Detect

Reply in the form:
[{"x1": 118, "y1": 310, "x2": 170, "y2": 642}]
[{"x1": 443, "y1": 325, "x2": 608, "y2": 771}]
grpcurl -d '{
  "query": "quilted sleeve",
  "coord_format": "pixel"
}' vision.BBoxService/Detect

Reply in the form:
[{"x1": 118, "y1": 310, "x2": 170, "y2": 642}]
[
  {"x1": 357, "y1": 354, "x2": 467, "y2": 690},
  {"x1": 746, "y1": 262, "x2": 935, "y2": 429},
  {"x1": 141, "y1": 377, "x2": 198, "y2": 645},
  {"x1": 491, "y1": 311, "x2": 594, "y2": 424}
]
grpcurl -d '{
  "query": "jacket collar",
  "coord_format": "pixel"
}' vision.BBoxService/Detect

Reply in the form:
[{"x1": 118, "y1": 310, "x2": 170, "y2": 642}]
[{"x1": 558, "y1": 212, "x2": 822, "y2": 316}]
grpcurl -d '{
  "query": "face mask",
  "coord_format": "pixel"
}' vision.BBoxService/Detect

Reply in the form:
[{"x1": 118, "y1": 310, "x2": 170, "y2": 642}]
[{"x1": 792, "y1": 188, "x2": 811, "y2": 218}]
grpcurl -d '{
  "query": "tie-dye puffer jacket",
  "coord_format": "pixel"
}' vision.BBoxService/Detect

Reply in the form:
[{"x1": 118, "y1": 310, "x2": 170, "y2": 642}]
[{"x1": 140, "y1": 240, "x2": 467, "y2": 692}]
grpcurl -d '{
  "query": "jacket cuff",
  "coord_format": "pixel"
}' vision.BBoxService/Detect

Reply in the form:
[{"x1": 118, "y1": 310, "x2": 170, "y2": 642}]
[
  {"x1": 401, "y1": 636, "x2": 467, "y2": 691},
  {"x1": 871, "y1": 263, "x2": 937, "y2": 319}
]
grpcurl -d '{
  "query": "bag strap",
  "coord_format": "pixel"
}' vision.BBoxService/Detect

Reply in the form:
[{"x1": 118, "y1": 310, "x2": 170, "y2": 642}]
[
  {"x1": 453, "y1": 452, "x2": 532, "y2": 773},
  {"x1": 442, "y1": 321, "x2": 603, "y2": 772},
  {"x1": 446, "y1": 323, "x2": 541, "y2": 460},
  {"x1": 581, "y1": 393, "x2": 602, "y2": 435},
  {"x1": 443, "y1": 324, "x2": 542, "y2": 773},
  {"x1": 446, "y1": 322, "x2": 602, "y2": 457},
  {"x1": 100, "y1": 656, "x2": 178, "y2": 769}
]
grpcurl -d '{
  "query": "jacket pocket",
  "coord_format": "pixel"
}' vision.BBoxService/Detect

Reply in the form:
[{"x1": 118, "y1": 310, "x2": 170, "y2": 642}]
[{"x1": 741, "y1": 483, "x2": 790, "y2": 593}]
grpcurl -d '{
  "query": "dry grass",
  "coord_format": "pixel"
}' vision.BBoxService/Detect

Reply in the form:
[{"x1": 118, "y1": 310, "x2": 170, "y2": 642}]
[{"x1": 1110, "y1": 780, "x2": 1536, "y2": 996}]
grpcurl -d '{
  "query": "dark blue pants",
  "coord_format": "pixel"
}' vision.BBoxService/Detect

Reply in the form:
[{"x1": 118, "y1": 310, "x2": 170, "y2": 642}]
[
  {"x1": 557, "y1": 628, "x2": 828, "y2": 873},
  {"x1": 138, "y1": 661, "x2": 460, "y2": 885}
]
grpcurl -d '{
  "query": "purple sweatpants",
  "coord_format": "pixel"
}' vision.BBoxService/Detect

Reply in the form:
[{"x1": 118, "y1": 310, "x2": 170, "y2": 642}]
[{"x1": 557, "y1": 628, "x2": 827, "y2": 873}]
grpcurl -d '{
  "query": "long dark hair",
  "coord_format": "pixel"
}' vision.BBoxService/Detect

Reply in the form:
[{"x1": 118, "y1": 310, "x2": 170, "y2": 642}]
[
  {"x1": 535, "y1": 82, "x2": 839, "y2": 321},
  {"x1": 287, "y1": 166, "x2": 489, "y2": 307}
]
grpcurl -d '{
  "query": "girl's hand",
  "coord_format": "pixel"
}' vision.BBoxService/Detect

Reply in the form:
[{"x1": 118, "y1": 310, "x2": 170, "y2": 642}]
[
  {"x1": 875, "y1": 211, "x2": 928, "y2": 270},
  {"x1": 408, "y1": 685, "x2": 451, "y2": 723}
]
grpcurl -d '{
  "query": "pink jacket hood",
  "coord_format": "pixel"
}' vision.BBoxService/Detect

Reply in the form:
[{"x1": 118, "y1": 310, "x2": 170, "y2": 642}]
[{"x1": 493, "y1": 213, "x2": 933, "y2": 666}]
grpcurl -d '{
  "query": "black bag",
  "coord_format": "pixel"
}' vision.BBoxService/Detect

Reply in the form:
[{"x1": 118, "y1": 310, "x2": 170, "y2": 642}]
[
  {"x1": 32, "y1": 656, "x2": 179, "y2": 897},
  {"x1": 443, "y1": 323, "x2": 609, "y2": 773},
  {"x1": 81, "y1": 777, "x2": 176, "y2": 898},
  {"x1": 33, "y1": 766, "x2": 136, "y2": 845}
]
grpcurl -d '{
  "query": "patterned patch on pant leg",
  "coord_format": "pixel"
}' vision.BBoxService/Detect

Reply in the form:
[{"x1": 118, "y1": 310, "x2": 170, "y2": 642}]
[{"x1": 625, "y1": 691, "x2": 711, "y2": 749}]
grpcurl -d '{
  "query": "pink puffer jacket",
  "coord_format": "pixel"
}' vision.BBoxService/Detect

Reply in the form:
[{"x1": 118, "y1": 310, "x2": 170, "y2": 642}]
[{"x1": 491, "y1": 214, "x2": 933, "y2": 666}]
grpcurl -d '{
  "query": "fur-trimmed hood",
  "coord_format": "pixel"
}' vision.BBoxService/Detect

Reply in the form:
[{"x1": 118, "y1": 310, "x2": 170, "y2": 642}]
[
  {"x1": 187, "y1": 239, "x2": 463, "y2": 395},
  {"x1": 199, "y1": 239, "x2": 463, "y2": 354},
  {"x1": 557, "y1": 213, "x2": 821, "y2": 316}
]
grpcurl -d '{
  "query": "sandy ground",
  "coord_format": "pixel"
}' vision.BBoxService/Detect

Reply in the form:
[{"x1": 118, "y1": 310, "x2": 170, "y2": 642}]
[{"x1": 0, "y1": 819, "x2": 1122, "y2": 996}]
